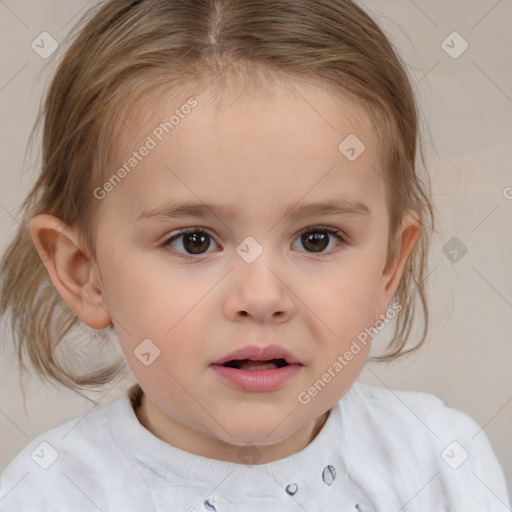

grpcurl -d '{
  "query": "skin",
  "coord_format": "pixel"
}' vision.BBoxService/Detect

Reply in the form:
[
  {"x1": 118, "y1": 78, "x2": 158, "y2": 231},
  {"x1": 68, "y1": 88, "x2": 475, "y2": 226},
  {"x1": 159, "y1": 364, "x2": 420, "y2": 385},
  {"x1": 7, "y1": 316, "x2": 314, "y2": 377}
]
[{"x1": 30, "y1": 79, "x2": 420, "y2": 464}]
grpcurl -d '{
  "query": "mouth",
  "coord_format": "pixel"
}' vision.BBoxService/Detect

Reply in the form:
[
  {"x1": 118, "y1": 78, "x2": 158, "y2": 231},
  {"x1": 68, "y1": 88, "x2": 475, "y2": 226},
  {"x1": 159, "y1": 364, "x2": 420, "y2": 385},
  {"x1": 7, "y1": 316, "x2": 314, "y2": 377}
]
[
  {"x1": 221, "y1": 358, "x2": 290, "y2": 370},
  {"x1": 211, "y1": 359, "x2": 301, "y2": 392},
  {"x1": 210, "y1": 345, "x2": 302, "y2": 391},
  {"x1": 211, "y1": 344, "x2": 302, "y2": 367}
]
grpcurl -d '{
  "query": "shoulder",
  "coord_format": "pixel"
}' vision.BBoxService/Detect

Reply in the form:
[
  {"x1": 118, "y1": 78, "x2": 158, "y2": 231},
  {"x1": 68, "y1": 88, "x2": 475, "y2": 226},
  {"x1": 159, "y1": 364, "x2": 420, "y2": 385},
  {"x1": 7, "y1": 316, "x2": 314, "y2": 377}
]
[
  {"x1": 336, "y1": 381, "x2": 510, "y2": 510},
  {"x1": 0, "y1": 392, "x2": 130, "y2": 512},
  {"x1": 348, "y1": 380, "x2": 477, "y2": 432}
]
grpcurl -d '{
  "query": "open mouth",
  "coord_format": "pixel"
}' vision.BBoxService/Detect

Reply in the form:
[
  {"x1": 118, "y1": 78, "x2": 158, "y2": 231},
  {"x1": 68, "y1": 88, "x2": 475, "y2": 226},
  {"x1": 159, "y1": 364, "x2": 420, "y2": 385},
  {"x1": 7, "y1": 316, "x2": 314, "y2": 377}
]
[{"x1": 222, "y1": 358, "x2": 290, "y2": 370}]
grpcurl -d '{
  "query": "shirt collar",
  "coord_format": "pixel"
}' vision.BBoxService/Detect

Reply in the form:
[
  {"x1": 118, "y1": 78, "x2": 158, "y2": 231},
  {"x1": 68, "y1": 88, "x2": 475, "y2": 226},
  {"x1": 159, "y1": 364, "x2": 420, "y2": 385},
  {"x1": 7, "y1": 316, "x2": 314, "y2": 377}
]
[{"x1": 109, "y1": 383, "x2": 377, "y2": 511}]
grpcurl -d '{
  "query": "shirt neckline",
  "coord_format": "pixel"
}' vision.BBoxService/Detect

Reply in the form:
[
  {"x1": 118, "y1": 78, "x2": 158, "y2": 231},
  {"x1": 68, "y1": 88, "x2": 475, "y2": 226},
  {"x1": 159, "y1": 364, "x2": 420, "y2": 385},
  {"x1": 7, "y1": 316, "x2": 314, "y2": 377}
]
[
  {"x1": 107, "y1": 383, "x2": 377, "y2": 510},
  {"x1": 113, "y1": 384, "x2": 346, "y2": 469}
]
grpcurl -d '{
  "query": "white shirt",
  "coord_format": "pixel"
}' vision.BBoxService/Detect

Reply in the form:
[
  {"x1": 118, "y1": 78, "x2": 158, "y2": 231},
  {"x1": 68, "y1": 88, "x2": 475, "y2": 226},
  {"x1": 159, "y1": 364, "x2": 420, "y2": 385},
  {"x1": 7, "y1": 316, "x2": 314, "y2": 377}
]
[{"x1": 0, "y1": 381, "x2": 509, "y2": 511}]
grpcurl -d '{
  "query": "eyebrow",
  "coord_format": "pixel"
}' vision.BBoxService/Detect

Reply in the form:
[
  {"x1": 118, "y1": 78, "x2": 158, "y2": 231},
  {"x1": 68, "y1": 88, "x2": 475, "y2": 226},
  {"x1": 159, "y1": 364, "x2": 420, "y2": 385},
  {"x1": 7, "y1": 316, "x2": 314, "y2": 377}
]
[{"x1": 136, "y1": 198, "x2": 370, "y2": 223}]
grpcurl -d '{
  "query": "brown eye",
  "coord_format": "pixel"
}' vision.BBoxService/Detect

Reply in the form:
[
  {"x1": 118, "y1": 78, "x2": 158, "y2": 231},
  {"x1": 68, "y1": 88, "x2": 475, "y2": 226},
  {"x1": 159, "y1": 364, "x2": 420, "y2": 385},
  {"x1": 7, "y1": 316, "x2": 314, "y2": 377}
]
[
  {"x1": 163, "y1": 229, "x2": 217, "y2": 257},
  {"x1": 293, "y1": 226, "x2": 344, "y2": 256},
  {"x1": 301, "y1": 231, "x2": 330, "y2": 252},
  {"x1": 181, "y1": 232, "x2": 211, "y2": 254}
]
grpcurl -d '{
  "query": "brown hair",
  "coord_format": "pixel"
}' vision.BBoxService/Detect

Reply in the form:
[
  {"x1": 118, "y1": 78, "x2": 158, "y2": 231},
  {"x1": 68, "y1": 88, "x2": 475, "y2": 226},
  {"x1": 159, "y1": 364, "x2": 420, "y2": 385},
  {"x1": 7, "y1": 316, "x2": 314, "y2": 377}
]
[{"x1": 0, "y1": 0, "x2": 435, "y2": 392}]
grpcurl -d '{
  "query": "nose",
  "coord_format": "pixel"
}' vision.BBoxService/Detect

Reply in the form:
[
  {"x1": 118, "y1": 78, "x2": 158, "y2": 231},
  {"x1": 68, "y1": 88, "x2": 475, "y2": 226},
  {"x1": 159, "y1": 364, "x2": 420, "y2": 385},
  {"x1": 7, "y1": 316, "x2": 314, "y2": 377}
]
[{"x1": 224, "y1": 256, "x2": 296, "y2": 324}]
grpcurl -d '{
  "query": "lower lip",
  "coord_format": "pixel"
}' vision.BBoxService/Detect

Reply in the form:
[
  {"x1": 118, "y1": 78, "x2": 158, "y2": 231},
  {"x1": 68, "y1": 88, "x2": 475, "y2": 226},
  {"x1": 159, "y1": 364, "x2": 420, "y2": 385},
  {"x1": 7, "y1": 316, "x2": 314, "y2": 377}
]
[{"x1": 210, "y1": 364, "x2": 302, "y2": 391}]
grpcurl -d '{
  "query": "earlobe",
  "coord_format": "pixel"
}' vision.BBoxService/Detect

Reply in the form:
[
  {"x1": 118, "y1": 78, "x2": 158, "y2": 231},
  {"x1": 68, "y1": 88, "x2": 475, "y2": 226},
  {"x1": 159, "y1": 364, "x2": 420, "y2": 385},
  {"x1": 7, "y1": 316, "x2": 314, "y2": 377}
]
[
  {"x1": 29, "y1": 214, "x2": 112, "y2": 329},
  {"x1": 376, "y1": 212, "x2": 421, "y2": 317}
]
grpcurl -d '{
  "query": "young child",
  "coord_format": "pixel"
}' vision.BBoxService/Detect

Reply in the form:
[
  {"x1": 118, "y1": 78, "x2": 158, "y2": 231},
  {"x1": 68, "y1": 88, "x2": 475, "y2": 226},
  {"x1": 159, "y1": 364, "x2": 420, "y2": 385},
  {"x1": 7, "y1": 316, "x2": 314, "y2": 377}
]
[{"x1": 0, "y1": 0, "x2": 509, "y2": 510}]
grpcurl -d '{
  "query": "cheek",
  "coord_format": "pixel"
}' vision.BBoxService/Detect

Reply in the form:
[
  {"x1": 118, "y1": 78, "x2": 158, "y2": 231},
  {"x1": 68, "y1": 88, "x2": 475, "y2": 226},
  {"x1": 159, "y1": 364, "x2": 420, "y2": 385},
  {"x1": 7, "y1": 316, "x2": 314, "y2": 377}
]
[
  {"x1": 311, "y1": 261, "x2": 383, "y2": 339},
  {"x1": 114, "y1": 309, "x2": 206, "y2": 415},
  {"x1": 101, "y1": 257, "x2": 213, "y2": 376},
  {"x1": 103, "y1": 253, "x2": 207, "y2": 333},
  {"x1": 295, "y1": 258, "x2": 386, "y2": 388}
]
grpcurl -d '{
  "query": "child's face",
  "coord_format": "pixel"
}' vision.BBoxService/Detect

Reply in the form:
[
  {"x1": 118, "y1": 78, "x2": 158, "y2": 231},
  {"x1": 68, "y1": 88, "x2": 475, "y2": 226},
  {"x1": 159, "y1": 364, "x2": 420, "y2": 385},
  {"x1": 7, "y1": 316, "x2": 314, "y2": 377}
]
[{"x1": 89, "y1": 80, "x2": 418, "y2": 462}]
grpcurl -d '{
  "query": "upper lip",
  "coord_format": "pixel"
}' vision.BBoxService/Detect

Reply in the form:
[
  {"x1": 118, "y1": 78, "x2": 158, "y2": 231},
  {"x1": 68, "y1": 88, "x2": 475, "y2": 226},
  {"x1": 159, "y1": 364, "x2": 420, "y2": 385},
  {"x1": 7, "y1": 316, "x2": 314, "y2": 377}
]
[{"x1": 211, "y1": 344, "x2": 302, "y2": 365}]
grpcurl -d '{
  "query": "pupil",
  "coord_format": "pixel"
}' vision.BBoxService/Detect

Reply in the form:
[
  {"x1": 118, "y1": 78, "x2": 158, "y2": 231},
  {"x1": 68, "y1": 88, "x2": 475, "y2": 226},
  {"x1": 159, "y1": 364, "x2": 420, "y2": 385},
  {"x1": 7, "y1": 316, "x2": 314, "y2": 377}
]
[
  {"x1": 184, "y1": 232, "x2": 210, "y2": 254},
  {"x1": 302, "y1": 231, "x2": 328, "y2": 252}
]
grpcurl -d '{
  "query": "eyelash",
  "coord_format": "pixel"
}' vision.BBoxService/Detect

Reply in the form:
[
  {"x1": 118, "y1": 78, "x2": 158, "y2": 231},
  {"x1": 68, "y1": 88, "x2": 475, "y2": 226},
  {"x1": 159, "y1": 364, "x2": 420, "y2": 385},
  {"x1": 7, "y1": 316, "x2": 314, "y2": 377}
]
[{"x1": 162, "y1": 225, "x2": 346, "y2": 260}]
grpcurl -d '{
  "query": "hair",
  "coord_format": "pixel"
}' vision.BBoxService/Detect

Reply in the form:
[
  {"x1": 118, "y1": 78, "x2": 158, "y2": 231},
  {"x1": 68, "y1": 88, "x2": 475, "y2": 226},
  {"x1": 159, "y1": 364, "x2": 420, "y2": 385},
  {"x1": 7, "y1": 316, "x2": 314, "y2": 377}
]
[{"x1": 0, "y1": 0, "x2": 435, "y2": 393}]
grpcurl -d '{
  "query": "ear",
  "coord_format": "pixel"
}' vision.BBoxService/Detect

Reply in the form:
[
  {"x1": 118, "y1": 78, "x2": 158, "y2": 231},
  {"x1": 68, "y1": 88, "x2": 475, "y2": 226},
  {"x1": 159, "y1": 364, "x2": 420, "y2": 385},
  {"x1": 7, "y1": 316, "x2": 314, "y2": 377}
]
[
  {"x1": 29, "y1": 214, "x2": 112, "y2": 329},
  {"x1": 375, "y1": 211, "x2": 421, "y2": 319}
]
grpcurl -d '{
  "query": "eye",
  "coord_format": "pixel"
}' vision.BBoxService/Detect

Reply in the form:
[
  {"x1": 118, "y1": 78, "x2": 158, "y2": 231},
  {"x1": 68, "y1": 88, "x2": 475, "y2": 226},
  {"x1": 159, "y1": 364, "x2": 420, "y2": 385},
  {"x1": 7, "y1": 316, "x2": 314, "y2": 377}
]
[
  {"x1": 292, "y1": 226, "x2": 345, "y2": 256},
  {"x1": 162, "y1": 228, "x2": 219, "y2": 258},
  {"x1": 162, "y1": 225, "x2": 346, "y2": 259}
]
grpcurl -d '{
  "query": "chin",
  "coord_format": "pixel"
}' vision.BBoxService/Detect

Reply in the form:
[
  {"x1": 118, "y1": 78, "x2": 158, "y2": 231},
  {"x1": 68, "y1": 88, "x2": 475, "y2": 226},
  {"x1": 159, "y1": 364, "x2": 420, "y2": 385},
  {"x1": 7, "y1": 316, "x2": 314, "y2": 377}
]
[{"x1": 211, "y1": 417, "x2": 302, "y2": 448}]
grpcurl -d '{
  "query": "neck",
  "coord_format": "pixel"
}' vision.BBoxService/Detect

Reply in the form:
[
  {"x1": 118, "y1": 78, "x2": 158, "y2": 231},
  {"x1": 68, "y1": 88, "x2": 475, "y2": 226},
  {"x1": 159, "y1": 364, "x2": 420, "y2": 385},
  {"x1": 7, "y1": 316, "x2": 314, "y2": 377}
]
[{"x1": 133, "y1": 390, "x2": 330, "y2": 464}]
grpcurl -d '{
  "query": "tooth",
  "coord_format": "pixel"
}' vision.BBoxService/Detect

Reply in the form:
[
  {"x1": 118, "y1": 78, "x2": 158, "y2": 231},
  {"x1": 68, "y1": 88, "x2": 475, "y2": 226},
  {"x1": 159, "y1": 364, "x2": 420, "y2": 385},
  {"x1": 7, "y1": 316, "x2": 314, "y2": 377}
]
[{"x1": 238, "y1": 361, "x2": 278, "y2": 370}]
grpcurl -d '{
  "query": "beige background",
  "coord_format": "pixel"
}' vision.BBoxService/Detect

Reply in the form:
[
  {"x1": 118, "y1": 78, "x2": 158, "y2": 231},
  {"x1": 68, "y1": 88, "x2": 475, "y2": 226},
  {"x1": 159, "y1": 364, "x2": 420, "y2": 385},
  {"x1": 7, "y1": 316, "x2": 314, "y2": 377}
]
[{"x1": 1, "y1": 0, "x2": 511, "y2": 501}]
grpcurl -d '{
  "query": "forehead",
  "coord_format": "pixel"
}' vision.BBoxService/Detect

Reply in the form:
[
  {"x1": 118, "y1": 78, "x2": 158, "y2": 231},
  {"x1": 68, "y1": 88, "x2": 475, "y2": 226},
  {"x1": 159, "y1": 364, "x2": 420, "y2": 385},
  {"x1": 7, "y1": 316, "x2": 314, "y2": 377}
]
[
  {"x1": 100, "y1": 79, "x2": 386, "y2": 224},
  {"x1": 116, "y1": 77, "x2": 374, "y2": 152}
]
